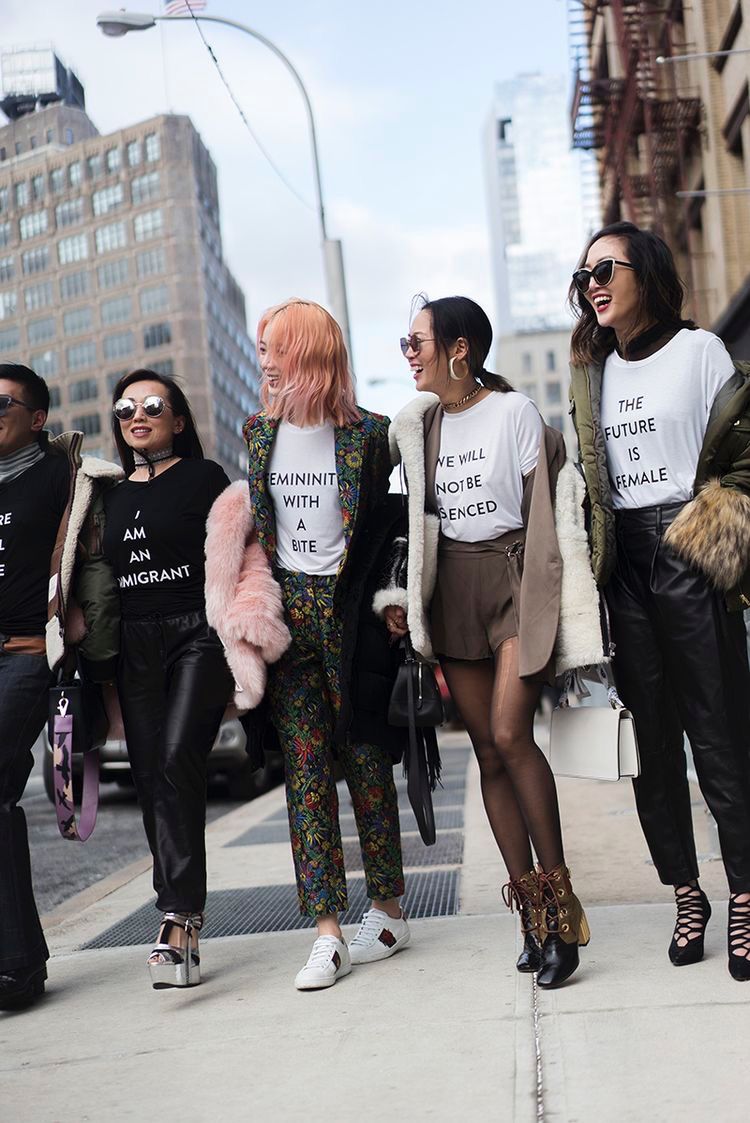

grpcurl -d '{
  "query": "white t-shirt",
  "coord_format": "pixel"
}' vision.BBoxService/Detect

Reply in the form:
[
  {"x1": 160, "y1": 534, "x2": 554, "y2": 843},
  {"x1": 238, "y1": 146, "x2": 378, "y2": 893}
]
[
  {"x1": 600, "y1": 328, "x2": 735, "y2": 510},
  {"x1": 435, "y1": 391, "x2": 543, "y2": 542},
  {"x1": 267, "y1": 420, "x2": 345, "y2": 575}
]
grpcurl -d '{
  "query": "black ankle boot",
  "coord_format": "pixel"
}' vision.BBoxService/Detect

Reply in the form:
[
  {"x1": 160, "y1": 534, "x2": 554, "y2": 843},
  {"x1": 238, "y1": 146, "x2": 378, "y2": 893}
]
[
  {"x1": 536, "y1": 863, "x2": 589, "y2": 990},
  {"x1": 728, "y1": 893, "x2": 750, "y2": 981},
  {"x1": 502, "y1": 870, "x2": 542, "y2": 974},
  {"x1": 668, "y1": 884, "x2": 711, "y2": 966}
]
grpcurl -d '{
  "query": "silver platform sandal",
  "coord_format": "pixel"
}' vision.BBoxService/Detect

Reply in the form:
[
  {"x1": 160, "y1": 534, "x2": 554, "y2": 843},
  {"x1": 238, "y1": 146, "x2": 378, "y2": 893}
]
[{"x1": 147, "y1": 912, "x2": 203, "y2": 989}]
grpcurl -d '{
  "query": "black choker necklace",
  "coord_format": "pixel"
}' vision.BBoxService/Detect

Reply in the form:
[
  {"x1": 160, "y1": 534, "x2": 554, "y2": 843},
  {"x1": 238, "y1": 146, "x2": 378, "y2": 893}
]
[
  {"x1": 134, "y1": 446, "x2": 174, "y2": 481},
  {"x1": 443, "y1": 383, "x2": 482, "y2": 410}
]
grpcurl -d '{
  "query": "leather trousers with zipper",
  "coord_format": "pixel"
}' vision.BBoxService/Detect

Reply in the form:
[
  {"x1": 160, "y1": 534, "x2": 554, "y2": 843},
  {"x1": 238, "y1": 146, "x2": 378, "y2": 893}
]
[{"x1": 605, "y1": 502, "x2": 750, "y2": 891}]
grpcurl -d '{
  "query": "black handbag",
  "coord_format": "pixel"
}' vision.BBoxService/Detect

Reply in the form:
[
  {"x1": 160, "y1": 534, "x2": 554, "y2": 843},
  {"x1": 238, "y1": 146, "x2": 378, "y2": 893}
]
[
  {"x1": 47, "y1": 674, "x2": 108, "y2": 841},
  {"x1": 388, "y1": 637, "x2": 444, "y2": 845}
]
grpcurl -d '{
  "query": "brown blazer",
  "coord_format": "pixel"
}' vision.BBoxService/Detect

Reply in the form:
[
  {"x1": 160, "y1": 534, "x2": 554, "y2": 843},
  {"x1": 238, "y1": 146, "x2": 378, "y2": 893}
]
[{"x1": 423, "y1": 399, "x2": 565, "y2": 679}]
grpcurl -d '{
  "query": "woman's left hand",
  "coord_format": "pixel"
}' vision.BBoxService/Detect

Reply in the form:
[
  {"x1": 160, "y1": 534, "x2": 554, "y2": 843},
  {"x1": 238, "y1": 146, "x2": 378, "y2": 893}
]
[{"x1": 383, "y1": 604, "x2": 408, "y2": 638}]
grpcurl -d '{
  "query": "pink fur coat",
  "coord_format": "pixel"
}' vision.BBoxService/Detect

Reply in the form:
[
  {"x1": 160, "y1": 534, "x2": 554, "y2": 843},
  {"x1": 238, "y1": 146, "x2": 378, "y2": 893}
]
[{"x1": 204, "y1": 480, "x2": 291, "y2": 710}]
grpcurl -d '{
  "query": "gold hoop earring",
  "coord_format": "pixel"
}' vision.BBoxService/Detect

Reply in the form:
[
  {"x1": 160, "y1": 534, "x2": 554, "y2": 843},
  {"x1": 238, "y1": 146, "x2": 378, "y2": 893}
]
[{"x1": 449, "y1": 356, "x2": 468, "y2": 381}]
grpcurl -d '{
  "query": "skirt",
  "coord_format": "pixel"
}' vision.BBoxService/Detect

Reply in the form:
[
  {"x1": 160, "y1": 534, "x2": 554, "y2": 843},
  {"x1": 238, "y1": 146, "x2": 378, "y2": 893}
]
[{"x1": 431, "y1": 528, "x2": 525, "y2": 661}]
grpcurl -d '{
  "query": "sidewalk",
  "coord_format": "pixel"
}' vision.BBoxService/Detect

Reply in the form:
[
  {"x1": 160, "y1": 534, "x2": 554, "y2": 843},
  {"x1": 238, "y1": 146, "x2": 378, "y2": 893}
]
[{"x1": 2, "y1": 729, "x2": 749, "y2": 1122}]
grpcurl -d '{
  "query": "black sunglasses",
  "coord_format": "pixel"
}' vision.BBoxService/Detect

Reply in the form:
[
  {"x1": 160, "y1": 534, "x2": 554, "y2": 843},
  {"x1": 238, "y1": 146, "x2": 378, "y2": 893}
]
[
  {"x1": 399, "y1": 334, "x2": 435, "y2": 356},
  {"x1": 572, "y1": 258, "x2": 637, "y2": 294},
  {"x1": 0, "y1": 394, "x2": 35, "y2": 416},
  {"x1": 113, "y1": 395, "x2": 172, "y2": 421}
]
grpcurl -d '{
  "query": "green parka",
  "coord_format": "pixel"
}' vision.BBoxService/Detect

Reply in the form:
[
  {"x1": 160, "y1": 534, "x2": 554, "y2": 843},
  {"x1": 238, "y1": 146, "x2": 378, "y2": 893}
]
[{"x1": 569, "y1": 359, "x2": 750, "y2": 611}]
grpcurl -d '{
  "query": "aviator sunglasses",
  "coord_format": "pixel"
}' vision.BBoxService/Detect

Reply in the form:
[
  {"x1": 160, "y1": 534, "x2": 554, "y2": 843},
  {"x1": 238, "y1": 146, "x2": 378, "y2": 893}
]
[
  {"x1": 113, "y1": 395, "x2": 173, "y2": 421},
  {"x1": 399, "y1": 333, "x2": 435, "y2": 356},
  {"x1": 0, "y1": 394, "x2": 35, "y2": 417},
  {"x1": 572, "y1": 258, "x2": 637, "y2": 294}
]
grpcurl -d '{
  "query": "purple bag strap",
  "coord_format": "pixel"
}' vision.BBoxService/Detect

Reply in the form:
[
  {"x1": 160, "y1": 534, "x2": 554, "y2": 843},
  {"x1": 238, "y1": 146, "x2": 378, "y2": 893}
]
[{"x1": 51, "y1": 705, "x2": 99, "y2": 842}]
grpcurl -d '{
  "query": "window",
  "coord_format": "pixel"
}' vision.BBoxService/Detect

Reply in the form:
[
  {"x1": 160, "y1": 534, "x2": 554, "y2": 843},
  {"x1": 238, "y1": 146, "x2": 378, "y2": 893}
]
[
  {"x1": 107, "y1": 369, "x2": 129, "y2": 392},
  {"x1": 14, "y1": 182, "x2": 29, "y2": 207},
  {"x1": 49, "y1": 168, "x2": 64, "y2": 194},
  {"x1": 68, "y1": 162, "x2": 82, "y2": 187},
  {"x1": 144, "y1": 322, "x2": 171, "y2": 349},
  {"x1": 27, "y1": 316, "x2": 56, "y2": 345},
  {"x1": 136, "y1": 246, "x2": 165, "y2": 278},
  {"x1": 145, "y1": 133, "x2": 160, "y2": 162},
  {"x1": 47, "y1": 420, "x2": 64, "y2": 437},
  {"x1": 548, "y1": 414, "x2": 564, "y2": 432},
  {"x1": 149, "y1": 358, "x2": 174, "y2": 378},
  {"x1": 55, "y1": 198, "x2": 85, "y2": 228},
  {"x1": 103, "y1": 330, "x2": 134, "y2": 360},
  {"x1": 58, "y1": 234, "x2": 89, "y2": 265},
  {"x1": 0, "y1": 255, "x2": 16, "y2": 282},
  {"x1": 71, "y1": 413, "x2": 101, "y2": 436},
  {"x1": 67, "y1": 341, "x2": 97, "y2": 371},
  {"x1": 31, "y1": 350, "x2": 58, "y2": 377},
  {"x1": 87, "y1": 154, "x2": 103, "y2": 180},
  {"x1": 0, "y1": 187, "x2": 7, "y2": 214},
  {"x1": 520, "y1": 381, "x2": 537, "y2": 398},
  {"x1": 521, "y1": 352, "x2": 533, "y2": 375},
  {"x1": 24, "y1": 281, "x2": 53, "y2": 311},
  {"x1": 101, "y1": 294, "x2": 132, "y2": 326},
  {"x1": 30, "y1": 136, "x2": 37, "y2": 149},
  {"x1": 97, "y1": 258, "x2": 129, "y2": 290},
  {"x1": 546, "y1": 350, "x2": 557, "y2": 373},
  {"x1": 131, "y1": 171, "x2": 160, "y2": 205},
  {"x1": 139, "y1": 283, "x2": 169, "y2": 316},
  {"x1": 14, "y1": 142, "x2": 21, "y2": 156},
  {"x1": 0, "y1": 291, "x2": 16, "y2": 319},
  {"x1": 47, "y1": 386, "x2": 60, "y2": 409},
  {"x1": 19, "y1": 210, "x2": 48, "y2": 240},
  {"x1": 0, "y1": 326, "x2": 20, "y2": 353},
  {"x1": 60, "y1": 270, "x2": 90, "y2": 301},
  {"x1": 64, "y1": 128, "x2": 74, "y2": 145},
  {"x1": 126, "y1": 140, "x2": 141, "y2": 167},
  {"x1": 92, "y1": 184, "x2": 124, "y2": 217},
  {"x1": 95, "y1": 221, "x2": 127, "y2": 254},
  {"x1": 31, "y1": 174, "x2": 44, "y2": 201},
  {"x1": 46, "y1": 129, "x2": 54, "y2": 143},
  {"x1": 70, "y1": 378, "x2": 99, "y2": 403},
  {"x1": 545, "y1": 382, "x2": 562, "y2": 405},
  {"x1": 21, "y1": 247, "x2": 48, "y2": 275},
  {"x1": 134, "y1": 209, "x2": 163, "y2": 242},
  {"x1": 0, "y1": 221, "x2": 10, "y2": 247},
  {"x1": 63, "y1": 307, "x2": 93, "y2": 336},
  {"x1": 105, "y1": 147, "x2": 121, "y2": 173}
]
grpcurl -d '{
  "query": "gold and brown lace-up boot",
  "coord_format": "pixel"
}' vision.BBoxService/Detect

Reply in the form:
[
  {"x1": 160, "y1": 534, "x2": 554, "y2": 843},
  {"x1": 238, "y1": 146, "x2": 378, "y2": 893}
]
[
  {"x1": 502, "y1": 868, "x2": 543, "y2": 974},
  {"x1": 536, "y1": 862, "x2": 590, "y2": 989}
]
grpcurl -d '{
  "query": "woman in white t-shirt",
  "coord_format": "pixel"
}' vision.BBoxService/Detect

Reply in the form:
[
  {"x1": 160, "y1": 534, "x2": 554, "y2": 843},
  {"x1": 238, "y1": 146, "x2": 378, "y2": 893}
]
[
  {"x1": 216, "y1": 299, "x2": 409, "y2": 991},
  {"x1": 569, "y1": 221, "x2": 750, "y2": 981},
  {"x1": 381, "y1": 295, "x2": 590, "y2": 989}
]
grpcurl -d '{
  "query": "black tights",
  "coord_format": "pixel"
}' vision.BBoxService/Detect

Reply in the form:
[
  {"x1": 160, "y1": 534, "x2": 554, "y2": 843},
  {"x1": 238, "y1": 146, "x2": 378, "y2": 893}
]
[{"x1": 442, "y1": 637, "x2": 564, "y2": 880}]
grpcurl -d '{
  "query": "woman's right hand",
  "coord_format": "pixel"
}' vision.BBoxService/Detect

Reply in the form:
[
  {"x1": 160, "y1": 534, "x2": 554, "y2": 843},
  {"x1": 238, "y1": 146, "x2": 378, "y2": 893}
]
[{"x1": 383, "y1": 605, "x2": 408, "y2": 638}]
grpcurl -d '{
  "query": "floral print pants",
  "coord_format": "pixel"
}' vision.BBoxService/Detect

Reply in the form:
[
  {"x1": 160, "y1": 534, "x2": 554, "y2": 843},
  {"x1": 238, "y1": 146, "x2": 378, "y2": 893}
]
[{"x1": 267, "y1": 570, "x2": 404, "y2": 917}]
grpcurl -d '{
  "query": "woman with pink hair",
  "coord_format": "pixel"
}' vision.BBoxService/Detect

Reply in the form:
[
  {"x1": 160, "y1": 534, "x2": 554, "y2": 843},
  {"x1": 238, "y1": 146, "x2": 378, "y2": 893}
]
[{"x1": 216, "y1": 299, "x2": 408, "y2": 989}]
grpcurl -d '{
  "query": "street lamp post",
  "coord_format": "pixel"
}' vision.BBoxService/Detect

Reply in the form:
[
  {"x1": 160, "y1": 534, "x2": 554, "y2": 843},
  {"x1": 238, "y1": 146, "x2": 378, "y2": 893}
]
[{"x1": 96, "y1": 9, "x2": 354, "y2": 361}]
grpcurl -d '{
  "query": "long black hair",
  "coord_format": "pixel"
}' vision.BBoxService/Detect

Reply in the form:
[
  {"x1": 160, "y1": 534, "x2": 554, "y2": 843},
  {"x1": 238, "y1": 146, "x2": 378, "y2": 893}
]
[
  {"x1": 569, "y1": 221, "x2": 696, "y2": 365},
  {"x1": 415, "y1": 294, "x2": 513, "y2": 393},
  {"x1": 111, "y1": 368, "x2": 204, "y2": 475}
]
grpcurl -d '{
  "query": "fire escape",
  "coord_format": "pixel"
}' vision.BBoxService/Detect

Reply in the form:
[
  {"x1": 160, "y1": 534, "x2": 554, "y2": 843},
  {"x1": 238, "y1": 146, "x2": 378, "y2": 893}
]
[{"x1": 569, "y1": 0, "x2": 702, "y2": 236}]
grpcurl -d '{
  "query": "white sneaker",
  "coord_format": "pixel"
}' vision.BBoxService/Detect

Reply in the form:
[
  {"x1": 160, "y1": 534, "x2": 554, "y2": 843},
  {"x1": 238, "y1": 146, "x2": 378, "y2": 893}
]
[
  {"x1": 349, "y1": 908, "x2": 411, "y2": 964},
  {"x1": 294, "y1": 935, "x2": 352, "y2": 990}
]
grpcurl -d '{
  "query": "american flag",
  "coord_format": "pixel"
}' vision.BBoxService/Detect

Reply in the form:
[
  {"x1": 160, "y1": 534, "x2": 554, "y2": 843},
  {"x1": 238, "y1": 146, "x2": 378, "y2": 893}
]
[{"x1": 164, "y1": 0, "x2": 207, "y2": 14}]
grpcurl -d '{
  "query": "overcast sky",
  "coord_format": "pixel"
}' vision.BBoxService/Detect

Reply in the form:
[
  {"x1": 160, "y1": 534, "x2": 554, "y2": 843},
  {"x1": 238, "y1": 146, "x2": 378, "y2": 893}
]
[{"x1": 3, "y1": 0, "x2": 573, "y2": 416}]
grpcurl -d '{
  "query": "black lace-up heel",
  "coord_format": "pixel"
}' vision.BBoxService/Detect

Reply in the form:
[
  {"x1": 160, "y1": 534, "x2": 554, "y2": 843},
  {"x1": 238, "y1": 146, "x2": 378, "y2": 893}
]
[
  {"x1": 728, "y1": 893, "x2": 750, "y2": 981},
  {"x1": 502, "y1": 869, "x2": 542, "y2": 973},
  {"x1": 668, "y1": 884, "x2": 711, "y2": 966}
]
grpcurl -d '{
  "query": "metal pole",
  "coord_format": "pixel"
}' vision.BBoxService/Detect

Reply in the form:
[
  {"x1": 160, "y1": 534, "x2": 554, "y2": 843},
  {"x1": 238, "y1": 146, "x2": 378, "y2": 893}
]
[{"x1": 156, "y1": 13, "x2": 354, "y2": 361}]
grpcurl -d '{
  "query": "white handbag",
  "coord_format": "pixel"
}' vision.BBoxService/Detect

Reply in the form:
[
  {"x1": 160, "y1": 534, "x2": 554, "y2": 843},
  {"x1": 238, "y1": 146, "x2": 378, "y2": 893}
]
[{"x1": 547, "y1": 668, "x2": 641, "y2": 782}]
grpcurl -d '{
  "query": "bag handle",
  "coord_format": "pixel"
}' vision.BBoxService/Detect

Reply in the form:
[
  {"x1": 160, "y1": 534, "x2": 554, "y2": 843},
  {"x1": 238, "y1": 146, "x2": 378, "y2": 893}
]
[
  {"x1": 405, "y1": 655, "x2": 437, "y2": 846},
  {"x1": 51, "y1": 690, "x2": 100, "y2": 842}
]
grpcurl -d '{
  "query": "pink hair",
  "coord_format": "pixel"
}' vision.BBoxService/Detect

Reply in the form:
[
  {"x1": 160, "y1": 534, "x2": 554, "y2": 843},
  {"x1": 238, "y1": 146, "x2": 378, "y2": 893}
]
[{"x1": 257, "y1": 299, "x2": 360, "y2": 427}]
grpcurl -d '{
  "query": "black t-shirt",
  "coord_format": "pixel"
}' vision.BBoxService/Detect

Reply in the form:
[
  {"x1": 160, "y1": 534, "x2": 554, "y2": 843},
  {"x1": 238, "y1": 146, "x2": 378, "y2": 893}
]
[
  {"x1": 103, "y1": 458, "x2": 229, "y2": 619},
  {"x1": 0, "y1": 453, "x2": 71, "y2": 636}
]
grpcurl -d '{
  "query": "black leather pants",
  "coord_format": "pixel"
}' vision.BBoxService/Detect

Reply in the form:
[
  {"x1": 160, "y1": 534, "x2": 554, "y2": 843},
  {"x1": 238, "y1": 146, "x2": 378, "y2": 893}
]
[
  {"x1": 606, "y1": 504, "x2": 750, "y2": 891},
  {"x1": 118, "y1": 610, "x2": 233, "y2": 913}
]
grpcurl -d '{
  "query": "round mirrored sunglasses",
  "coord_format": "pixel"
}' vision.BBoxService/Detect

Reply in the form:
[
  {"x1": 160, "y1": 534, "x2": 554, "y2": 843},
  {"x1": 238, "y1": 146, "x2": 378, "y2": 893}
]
[{"x1": 113, "y1": 395, "x2": 172, "y2": 421}]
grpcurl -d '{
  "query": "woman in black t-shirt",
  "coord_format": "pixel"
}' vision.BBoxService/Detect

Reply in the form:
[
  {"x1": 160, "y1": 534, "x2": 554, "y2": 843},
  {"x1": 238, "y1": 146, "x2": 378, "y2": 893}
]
[{"x1": 104, "y1": 369, "x2": 232, "y2": 988}]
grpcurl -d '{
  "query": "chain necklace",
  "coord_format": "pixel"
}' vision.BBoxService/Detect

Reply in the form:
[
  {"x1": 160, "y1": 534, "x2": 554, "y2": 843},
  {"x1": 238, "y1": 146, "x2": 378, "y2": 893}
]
[{"x1": 443, "y1": 383, "x2": 482, "y2": 410}]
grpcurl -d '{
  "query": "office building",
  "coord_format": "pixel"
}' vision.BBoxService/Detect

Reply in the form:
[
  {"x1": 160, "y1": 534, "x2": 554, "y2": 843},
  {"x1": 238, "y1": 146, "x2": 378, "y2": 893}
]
[{"x1": 0, "y1": 44, "x2": 259, "y2": 474}]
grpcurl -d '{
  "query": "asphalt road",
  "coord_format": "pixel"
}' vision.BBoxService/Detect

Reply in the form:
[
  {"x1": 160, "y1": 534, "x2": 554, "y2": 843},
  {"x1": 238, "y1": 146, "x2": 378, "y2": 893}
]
[{"x1": 22, "y1": 737, "x2": 247, "y2": 917}]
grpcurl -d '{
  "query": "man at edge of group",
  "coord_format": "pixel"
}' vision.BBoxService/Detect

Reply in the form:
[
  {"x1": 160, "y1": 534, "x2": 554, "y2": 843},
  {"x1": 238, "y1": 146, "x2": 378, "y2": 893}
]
[{"x1": 0, "y1": 362, "x2": 121, "y2": 1011}]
